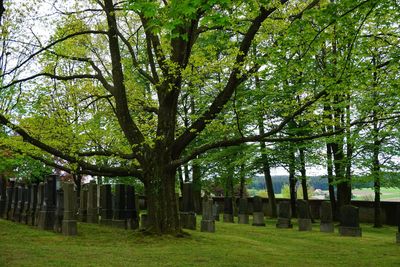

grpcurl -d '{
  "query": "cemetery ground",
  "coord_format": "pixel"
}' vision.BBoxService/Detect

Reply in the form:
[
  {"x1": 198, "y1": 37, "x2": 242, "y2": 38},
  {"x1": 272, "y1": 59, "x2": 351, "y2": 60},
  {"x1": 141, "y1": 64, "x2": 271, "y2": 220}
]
[{"x1": 0, "y1": 218, "x2": 398, "y2": 267}]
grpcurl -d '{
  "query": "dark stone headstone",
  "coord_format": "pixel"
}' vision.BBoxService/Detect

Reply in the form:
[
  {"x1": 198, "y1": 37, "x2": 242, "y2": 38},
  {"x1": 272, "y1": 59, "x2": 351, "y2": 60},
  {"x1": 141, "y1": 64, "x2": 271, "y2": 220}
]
[
  {"x1": 35, "y1": 182, "x2": 44, "y2": 226},
  {"x1": 15, "y1": 184, "x2": 26, "y2": 223},
  {"x1": 62, "y1": 182, "x2": 77, "y2": 235},
  {"x1": 0, "y1": 177, "x2": 6, "y2": 216},
  {"x1": 212, "y1": 203, "x2": 219, "y2": 221},
  {"x1": 112, "y1": 184, "x2": 126, "y2": 228},
  {"x1": 140, "y1": 213, "x2": 148, "y2": 230},
  {"x1": 320, "y1": 201, "x2": 334, "y2": 233},
  {"x1": 3, "y1": 181, "x2": 14, "y2": 219},
  {"x1": 99, "y1": 184, "x2": 113, "y2": 226},
  {"x1": 276, "y1": 201, "x2": 292, "y2": 228},
  {"x1": 201, "y1": 197, "x2": 215, "y2": 232},
  {"x1": 87, "y1": 181, "x2": 98, "y2": 224},
  {"x1": 339, "y1": 205, "x2": 362, "y2": 237},
  {"x1": 21, "y1": 185, "x2": 31, "y2": 224},
  {"x1": 180, "y1": 183, "x2": 196, "y2": 230},
  {"x1": 238, "y1": 198, "x2": 249, "y2": 224},
  {"x1": 223, "y1": 197, "x2": 234, "y2": 223},
  {"x1": 10, "y1": 184, "x2": 19, "y2": 221},
  {"x1": 252, "y1": 196, "x2": 265, "y2": 226},
  {"x1": 297, "y1": 200, "x2": 312, "y2": 231},
  {"x1": 28, "y1": 184, "x2": 38, "y2": 226},
  {"x1": 54, "y1": 189, "x2": 64, "y2": 233},
  {"x1": 38, "y1": 175, "x2": 57, "y2": 230},
  {"x1": 126, "y1": 185, "x2": 139, "y2": 230},
  {"x1": 78, "y1": 186, "x2": 88, "y2": 222}
]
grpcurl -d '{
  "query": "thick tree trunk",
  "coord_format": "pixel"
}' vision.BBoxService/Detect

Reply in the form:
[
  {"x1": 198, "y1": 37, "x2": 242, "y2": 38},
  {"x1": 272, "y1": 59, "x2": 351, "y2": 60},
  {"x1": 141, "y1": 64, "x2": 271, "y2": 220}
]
[{"x1": 144, "y1": 164, "x2": 181, "y2": 235}]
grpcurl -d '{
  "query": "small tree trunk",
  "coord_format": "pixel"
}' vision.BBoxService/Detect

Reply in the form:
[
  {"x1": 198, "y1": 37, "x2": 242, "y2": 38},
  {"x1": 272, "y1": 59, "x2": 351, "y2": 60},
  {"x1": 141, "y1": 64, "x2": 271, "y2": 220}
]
[
  {"x1": 239, "y1": 164, "x2": 246, "y2": 198},
  {"x1": 326, "y1": 143, "x2": 337, "y2": 218},
  {"x1": 372, "y1": 113, "x2": 382, "y2": 228},
  {"x1": 289, "y1": 147, "x2": 297, "y2": 217},
  {"x1": 192, "y1": 159, "x2": 202, "y2": 214},
  {"x1": 299, "y1": 148, "x2": 308, "y2": 201}
]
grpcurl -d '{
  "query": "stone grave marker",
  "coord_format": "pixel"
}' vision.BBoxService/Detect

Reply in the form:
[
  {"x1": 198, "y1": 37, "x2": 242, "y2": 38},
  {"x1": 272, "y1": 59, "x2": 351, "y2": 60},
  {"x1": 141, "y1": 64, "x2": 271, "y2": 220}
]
[
  {"x1": 38, "y1": 175, "x2": 57, "y2": 230},
  {"x1": 339, "y1": 205, "x2": 362, "y2": 237},
  {"x1": 78, "y1": 186, "x2": 88, "y2": 222},
  {"x1": 112, "y1": 184, "x2": 126, "y2": 228},
  {"x1": 297, "y1": 199, "x2": 312, "y2": 231},
  {"x1": 223, "y1": 197, "x2": 234, "y2": 223},
  {"x1": 3, "y1": 180, "x2": 14, "y2": 219},
  {"x1": 99, "y1": 184, "x2": 113, "y2": 226},
  {"x1": 54, "y1": 188, "x2": 64, "y2": 233},
  {"x1": 212, "y1": 202, "x2": 219, "y2": 221},
  {"x1": 276, "y1": 201, "x2": 292, "y2": 228},
  {"x1": 15, "y1": 184, "x2": 25, "y2": 223},
  {"x1": 0, "y1": 177, "x2": 6, "y2": 216},
  {"x1": 35, "y1": 182, "x2": 44, "y2": 226},
  {"x1": 126, "y1": 185, "x2": 139, "y2": 230},
  {"x1": 87, "y1": 181, "x2": 98, "y2": 224},
  {"x1": 238, "y1": 198, "x2": 249, "y2": 224},
  {"x1": 28, "y1": 184, "x2": 38, "y2": 226},
  {"x1": 21, "y1": 184, "x2": 31, "y2": 224},
  {"x1": 252, "y1": 196, "x2": 265, "y2": 226},
  {"x1": 62, "y1": 182, "x2": 77, "y2": 236},
  {"x1": 201, "y1": 196, "x2": 215, "y2": 232},
  {"x1": 320, "y1": 201, "x2": 334, "y2": 233},
  {"x1": 180, "y1": 183, "x2": 196, "y2": 230},
  {"x1": 10, "y1": 184, "x2": 19, "y2": 221}
]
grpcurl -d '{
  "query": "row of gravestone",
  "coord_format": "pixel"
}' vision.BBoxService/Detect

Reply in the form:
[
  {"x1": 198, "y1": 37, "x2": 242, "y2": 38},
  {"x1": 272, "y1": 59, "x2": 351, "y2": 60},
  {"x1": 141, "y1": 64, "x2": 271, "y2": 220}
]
[
  {"x1": 0, "y1": 175, "x2": 78, "y2": 235},
  {"x1": 180, "y1": 183, "x2": 399, "y2": 242}
]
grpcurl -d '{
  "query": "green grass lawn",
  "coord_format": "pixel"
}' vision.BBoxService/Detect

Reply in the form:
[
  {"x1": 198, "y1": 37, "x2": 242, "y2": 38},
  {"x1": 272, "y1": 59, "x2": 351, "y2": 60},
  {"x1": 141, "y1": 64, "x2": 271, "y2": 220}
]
[{"x1": 0, "y1": 218, "x2": 398, "y2": 267}]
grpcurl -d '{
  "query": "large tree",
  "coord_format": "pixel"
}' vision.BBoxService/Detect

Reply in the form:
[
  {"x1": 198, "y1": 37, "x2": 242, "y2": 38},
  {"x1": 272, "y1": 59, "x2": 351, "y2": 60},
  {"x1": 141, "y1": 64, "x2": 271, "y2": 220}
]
[{"x1": 1, "y1": 0, "x2": 398, "y2": 234}]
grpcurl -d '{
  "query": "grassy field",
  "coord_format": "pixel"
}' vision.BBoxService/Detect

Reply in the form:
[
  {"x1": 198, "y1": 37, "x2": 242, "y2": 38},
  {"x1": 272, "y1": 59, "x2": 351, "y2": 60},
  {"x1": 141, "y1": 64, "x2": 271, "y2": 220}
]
[{"x1": 0, "y1": 218, "x2": 398, "y2": 267}]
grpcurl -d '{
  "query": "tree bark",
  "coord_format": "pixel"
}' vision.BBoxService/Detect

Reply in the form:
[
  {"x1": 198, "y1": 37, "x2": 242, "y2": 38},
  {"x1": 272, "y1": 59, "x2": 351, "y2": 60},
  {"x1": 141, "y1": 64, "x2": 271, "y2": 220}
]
[{"x1": 288, "y1": 146, "x2": 297, "y2": 217}]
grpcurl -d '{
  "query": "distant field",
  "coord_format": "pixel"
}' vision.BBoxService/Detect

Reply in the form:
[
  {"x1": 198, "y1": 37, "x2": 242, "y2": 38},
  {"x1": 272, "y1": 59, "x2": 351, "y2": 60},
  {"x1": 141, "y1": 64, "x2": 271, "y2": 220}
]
[{"x1": 249, "y1": 187, "x2": 400, "y2": 201}]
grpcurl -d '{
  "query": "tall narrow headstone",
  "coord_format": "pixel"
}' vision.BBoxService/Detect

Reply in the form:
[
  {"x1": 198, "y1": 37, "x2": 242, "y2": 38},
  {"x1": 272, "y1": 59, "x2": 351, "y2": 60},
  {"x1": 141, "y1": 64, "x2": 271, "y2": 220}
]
[
  {"x1": 126, "y1": 185, "x2": 139, "y2": 230},
  {"x1": 180, "y1": 183, "x2": 196, "y2": 230},
  {"x1": 99, "y1": 184, "x2": 113, "y2": 226},
  {"x1": 87, "y1": 181, "x2": 98, "y2": 224},
  {"x1": 238, "y1": 198, "x2": 249, "y2": 224},
  {"x1": 112, "y1": 184, "x2": 126, "y2": 228},
  {"x1": 15, "y1": 184, "x2": 25, "y2": 222},
  {"x1": 3, "y1": 180, "x2": 14, "y2": 219},
  {"x1": 212, "y1": 202, "x2": 220, "y2": 221},
  {"x1": 21, "y1": 185, "x2": 31, "y2": 224},
  {"x1": 252, "y1": 196, "x2": 265, "y2": 226},
  {"x1": 320, "y1": 201, "x2": 334, "y2": 233},
  {"x1": 297, "y1": 199, "x2": 312, "y2": 231},
  {"x1": 201, "y1": 197, "x2": 215, "y2": 232},
  {"x1": 78, "y1": 186, "x2": 88, "y2": 222},
  {"x1": 62, "y1": 183, "x2": 77, "y2": 235},
  {"x1": 10, "y1": 184, "x2": 19, "y2": 221},
  {"x1": 38, "y1": 175, "x2": 57, "y2": 230},
  {"x1": 54, "y1": 188, "x2": 64, "y2": 233},
  {"x1": 28, "y1": 184, "x2": 38, "y2": 225},
  {"x1": 276, "y1": 201, "x2": 292, "y2": 228},
  {"x1": 223, "y1": 197, "x2": 234, "y2": 223},
  {"x1": 0, "y1": 177, "x2": 6, "y2": 216},
  {"x1": 35, "y1": 182, "x2": 44, "y2": 226},
  {"x1": 339, "y1": 205, "x2": 362, "y2": 237}
]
